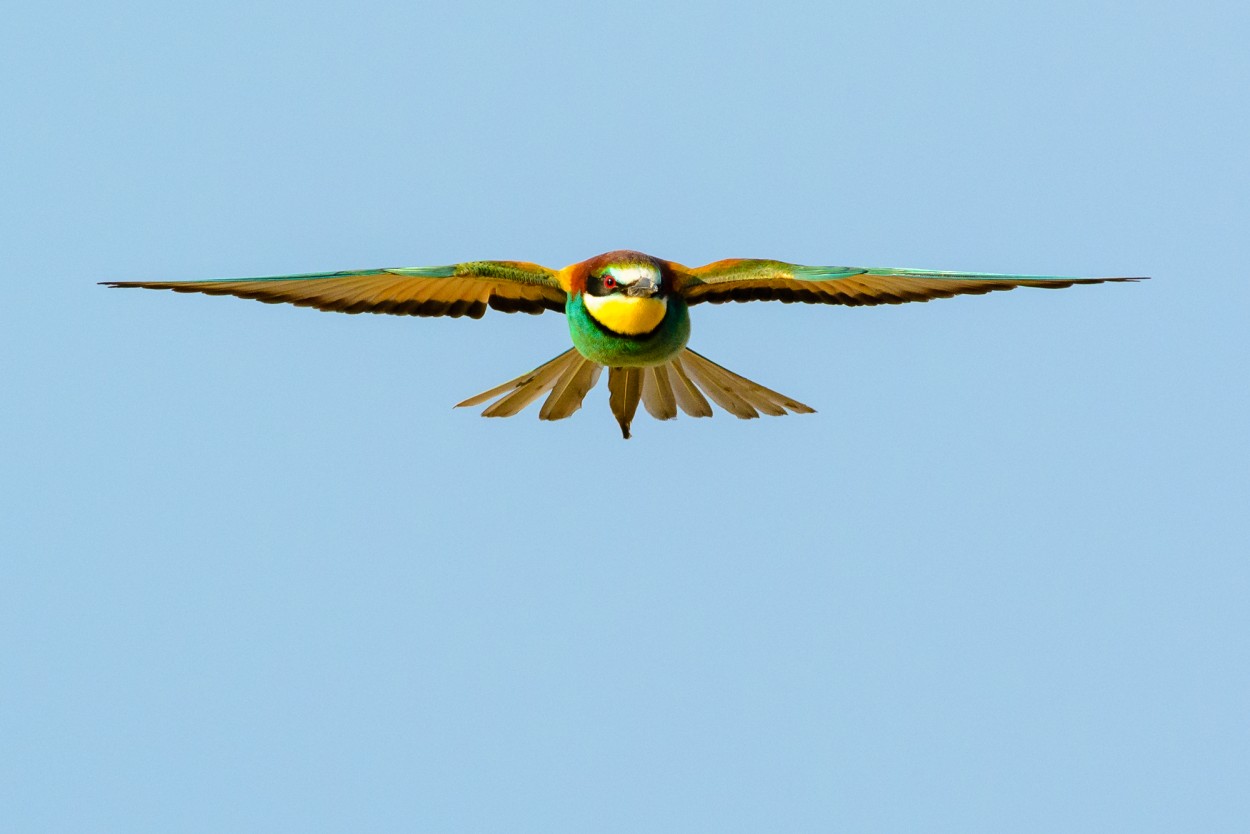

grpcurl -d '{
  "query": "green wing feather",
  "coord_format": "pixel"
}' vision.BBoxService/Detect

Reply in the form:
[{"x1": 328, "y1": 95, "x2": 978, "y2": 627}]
[
  {"x1": 102, "y1": 261, "x2": 566, "y2": 318},
  {"x1": 682, "y1": 259, "x2": 1145, "y2": 307}
]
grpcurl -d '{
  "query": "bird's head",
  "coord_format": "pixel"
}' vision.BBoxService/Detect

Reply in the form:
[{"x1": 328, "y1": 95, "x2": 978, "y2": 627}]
[{"x1": 574, "y1": 250, "x2": 671, "y2": 336}]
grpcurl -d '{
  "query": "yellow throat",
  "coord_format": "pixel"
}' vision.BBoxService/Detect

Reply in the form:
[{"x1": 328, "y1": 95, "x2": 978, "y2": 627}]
[{"x1": 582, "y1": 294, "x2": 668, "y2": 336}]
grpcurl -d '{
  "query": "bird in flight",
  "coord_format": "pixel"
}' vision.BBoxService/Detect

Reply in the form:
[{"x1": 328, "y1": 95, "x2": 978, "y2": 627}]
[{"x1": 104, "y1": 251, "x2": 1143, "y2": 438}]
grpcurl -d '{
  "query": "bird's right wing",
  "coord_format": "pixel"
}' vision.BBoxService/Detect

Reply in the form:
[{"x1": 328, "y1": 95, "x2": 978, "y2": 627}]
[{"x1": 102, "y1": 260, "x2": 567, "y2": 319}]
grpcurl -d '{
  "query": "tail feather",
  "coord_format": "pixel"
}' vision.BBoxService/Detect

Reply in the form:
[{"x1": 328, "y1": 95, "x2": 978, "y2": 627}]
[
  {"x1": 677, "y1": 352, "x2": 759, "y2": 418},
  {"x1": 539, "y1": 359, "x2": 601, "y2": 421},
  {"x1": 455, "y1": 348, "x2": 582, "y2": 418},
  {"x1": 688, "y1": 354, "x2": 783, "y2": 415},
  {"x1": 640, "y1": 366, "x2": 678, "y2": 421},
  {"x1": 682, "y1": 349, "x2": 815, "y2": 417},
  {"x1": 456, "y1": 347, "x2": 812, "y2": 436},
  {"x1": 607, "y1": 367, "x2": 643, "y2": 439},
  {"x1": 454, "y1": 368, "x2": 542, "y2": 408},
  {"x1": 481, "y1": 351, "x2": 578, "y2": 417},
  {"x1": 668, "y1": 357, "x2": 714, "y2": 417}
]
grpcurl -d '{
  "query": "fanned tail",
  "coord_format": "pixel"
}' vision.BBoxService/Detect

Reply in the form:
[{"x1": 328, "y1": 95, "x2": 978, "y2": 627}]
[{"x1": 456, "y1": 347, "x2": 813, "y2": 437}]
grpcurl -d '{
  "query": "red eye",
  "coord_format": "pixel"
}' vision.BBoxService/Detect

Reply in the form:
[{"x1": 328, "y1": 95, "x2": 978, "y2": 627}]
[{"x1": 602, "y1": 275, "x2": 616, "y2": 289}]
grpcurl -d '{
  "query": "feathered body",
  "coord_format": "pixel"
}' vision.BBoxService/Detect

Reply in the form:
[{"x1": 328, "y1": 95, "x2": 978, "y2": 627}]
[
  {"x1": 561, "y1": 251, "x2": 691, "y2": 367},
  {"x1": 104, "y1": 249, "x2": 1144, "y2": 438}
]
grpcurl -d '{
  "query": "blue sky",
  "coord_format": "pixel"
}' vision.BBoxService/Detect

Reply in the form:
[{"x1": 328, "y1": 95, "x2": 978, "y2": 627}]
[{"x1": 3, "y1": 0, "x2": 1248, "y2": 830}]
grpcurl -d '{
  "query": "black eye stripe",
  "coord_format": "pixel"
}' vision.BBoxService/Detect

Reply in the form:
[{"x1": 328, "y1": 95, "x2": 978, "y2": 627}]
[
  {"x1": 589, "y1": 272, "x2": 620, "y2": 296},
  {"x1": 588, "y1": 268, "x2": 662, "y2": 297}
]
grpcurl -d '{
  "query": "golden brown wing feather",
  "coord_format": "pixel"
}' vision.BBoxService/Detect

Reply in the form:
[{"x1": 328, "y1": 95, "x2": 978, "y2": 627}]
[
  {"x1": 681, "y1": 259, "x2": 1144, "y2": 307},
  {"x1": 102, "y1": 261, "x2": 566, "y2": 319}
]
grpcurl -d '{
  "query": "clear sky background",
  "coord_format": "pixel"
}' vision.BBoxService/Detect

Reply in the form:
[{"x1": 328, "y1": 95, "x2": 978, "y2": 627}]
[{"x1": 3, "y1": 0, "x2": 1248, "y2": 831}]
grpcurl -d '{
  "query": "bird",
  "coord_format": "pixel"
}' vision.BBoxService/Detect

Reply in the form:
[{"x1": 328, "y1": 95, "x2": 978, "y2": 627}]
[{"x1": 103, "y1": 251, "x2": 1144, "y2": 438}]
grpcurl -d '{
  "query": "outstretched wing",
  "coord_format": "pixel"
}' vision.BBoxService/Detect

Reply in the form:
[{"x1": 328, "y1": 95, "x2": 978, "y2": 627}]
[
  {"x1": 102, "y1": 261, "x2": 566, "y2": 318},
  {"x1": 681, "y1": 260, "x2": 1144, "y2": 307}
]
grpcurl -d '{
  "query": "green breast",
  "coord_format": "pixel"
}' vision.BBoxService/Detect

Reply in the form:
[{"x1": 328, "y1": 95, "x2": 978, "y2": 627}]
[{"x1": 567, "y1": 294, "x2": 690, "y2": 367}]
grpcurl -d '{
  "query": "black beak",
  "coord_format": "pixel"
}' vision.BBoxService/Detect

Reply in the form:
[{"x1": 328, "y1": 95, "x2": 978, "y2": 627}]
[{"x1": 625, "y1": 277, "x2": 659, "y2": 297}]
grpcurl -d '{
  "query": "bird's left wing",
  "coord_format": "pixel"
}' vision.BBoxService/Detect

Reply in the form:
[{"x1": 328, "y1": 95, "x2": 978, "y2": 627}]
[
  {"x1": 102, "y1": 261, "x2": 566, "y2": 318},
  {"x1": 680, "y1": 260, "x2": 1144, "y2": 307}
]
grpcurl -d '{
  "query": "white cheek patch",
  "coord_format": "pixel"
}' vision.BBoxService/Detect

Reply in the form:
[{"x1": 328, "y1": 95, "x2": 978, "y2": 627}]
[{"x1": 607, "y1": 265, "x2": 661, "y2": 288}]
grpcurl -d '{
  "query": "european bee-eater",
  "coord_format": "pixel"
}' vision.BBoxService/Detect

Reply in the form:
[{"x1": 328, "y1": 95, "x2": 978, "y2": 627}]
[{"x1": 104, "y1": 251, "x2": 1143, "y2": 438}]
